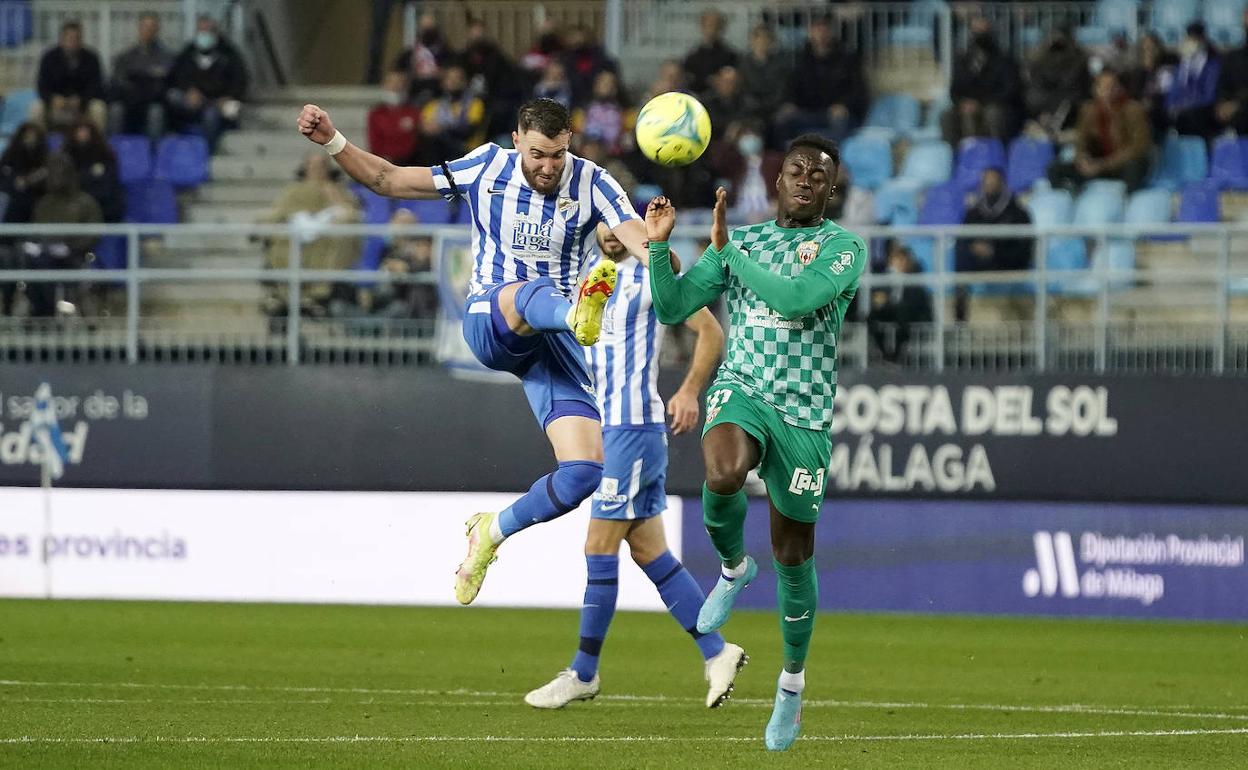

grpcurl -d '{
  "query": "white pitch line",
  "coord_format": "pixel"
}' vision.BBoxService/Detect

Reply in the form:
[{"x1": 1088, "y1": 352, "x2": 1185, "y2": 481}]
[
  {"x1": 2, "y1": 680, "x2": 1246, "y2": 722},
  {"x1": 2, "y1": 728, "x2": 1247, "y2": 745}
]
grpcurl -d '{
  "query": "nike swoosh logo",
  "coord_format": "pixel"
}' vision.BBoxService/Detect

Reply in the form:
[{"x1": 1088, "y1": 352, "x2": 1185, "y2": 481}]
[
  {"x1": 599, "y1": 502, "x2": 626, "y2": 511},
  {"x1": 783, "y1": 611, "x2": 811, "y2": 622}
]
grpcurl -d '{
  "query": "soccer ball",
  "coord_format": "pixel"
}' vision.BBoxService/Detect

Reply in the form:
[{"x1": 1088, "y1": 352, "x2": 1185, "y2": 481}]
[{"x1": 635, "y1": 92, "x2": 712, "y2": 167}]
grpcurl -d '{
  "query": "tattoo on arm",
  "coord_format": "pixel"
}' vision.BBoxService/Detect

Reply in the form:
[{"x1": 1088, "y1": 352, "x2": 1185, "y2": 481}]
[{"x1": 371, "y1": 164, "x2": 389, "y2": 194}]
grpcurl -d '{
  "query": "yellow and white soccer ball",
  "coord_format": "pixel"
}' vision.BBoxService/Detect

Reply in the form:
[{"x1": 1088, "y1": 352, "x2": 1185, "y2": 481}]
[{"x1": 635, "y1": 92, "x2": 712, "y2": 167}]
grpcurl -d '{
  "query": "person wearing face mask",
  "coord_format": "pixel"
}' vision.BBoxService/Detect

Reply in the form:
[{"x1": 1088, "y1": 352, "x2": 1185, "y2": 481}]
[
  {"x1": 393, "y1": 12, "x2": 455, "y2": 104},
  {"x1": 0, "y1": 123, "x2": 51, "y2": 315},
  {"x1": 1167, "y1": 22, "x2": 1221, "y2": 142},
  {"x1": 422, "y1": 64, "x2": 487, "y2": 160},
  {"x1": 572, "y1": 71, "x2": 634, "y2": 156},
  {"x1": 367, "y1": 72, "x2": 423, "y2": 166},
  {"x1": 33, "y1": 21, "x2": 107, "y2": 133},
  {"x1": 64, "y1": 119, "x2": 125, "y2": 224},
  {"x1": 166, "y1": 15, "x2": 248, "y2": 152},
  {"x1": 1023, "y1": 26, "x2": 1090, "y2": 138},
  {"x1": 867, "y1": 241, "x2": 932, "y2": 364},
  {"x1": 941, "y1": 18, "x2": 1023, "y2": 145},
  {"x1": 1049, "y1": 70, "x2": 1152, "y2": 193},
  {"x1": 954, "y1": 168, "x2": 1033, "y2": 322},
  {"x1": 1215, "y1": 10, "x2": 1248, "y2": 135}
]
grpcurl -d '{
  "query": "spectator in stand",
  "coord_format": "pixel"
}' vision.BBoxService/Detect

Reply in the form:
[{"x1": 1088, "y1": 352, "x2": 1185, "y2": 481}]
[
  {"x1": 562, "y1": 24, "x2": 617, "y2": 106},
  {"x1": 706, "y1": 120, "x2": 776, "y2": 221},
  {"x1": 0, "y1": 123, "x2": 50, "y2": 225},
  {"x1": 683, "y1": 11, "x2": 738, "y2": 95},
  {"x1": 826, "y1": 164, "x2": 876, "y2": 230},
  {"x1": 642, "y1": 60, "x2": 686, "y2": 103},
  {"x1": 109, "y1": 12, "x2": 174, "y2": 140},
  {"x1": 575, "y1": 137, "x2": 639, "y2": 197},
  {"x1": 867, "y1": 241, "x2": 932, "y2": 364},
  {"x1": 369, "y1": 208, "x2": 438, "y2": 321},
  {"x1": 533, "y1": 60, "x2": 574, "y2": 110},
  {"x1": 258, "y1": 152, "x2": 361, "y2": 321},
  {"x1": 27, "y1": 154, "x2": 102, "y2": 317},
  {"x1": 422, "y1": 65, "x2": 486, "y2": 159},
  {"x1": 368, "y1": 72, "x2": 422, "y2": 165},
  {"x1": 461, "y1": 17, "x2": 521, "y2": 139},
  {"x1": 1167, "y1": 23, "x2": 1221, "y2": 142},
  {"x1": 394, "y1": 12, "x2": 454, "y2": 104},
  {"x1": 738, "y1": 24, "x2": 790, "y2": 127},
  {"x1": 1049, "y1": 71, "x2": 1152, "y2": 193},
  {"x1": 64, "y1": 120, "x2": 125, "y2": 223},
  {"x1": 954, "y1": 168, "x2": 1033, "y2": 321},
  {"x1": 775, "y1": 16, "x2": 866, "y2": 144},
  {"x1": 1024, "y1": 26, "x2": 1090, "y2": 138},
  {"x1": 702, "y1": 66, "x2": 746, "y2": 141},
  {"x1": 941, "y1": 18, "x2": 1023, "y2": 145},
  {"x1": 33, "y1": 21, "x2": 107, "y2": 133},
  {"x1": 1216, "y1": 10, "x2": 1248, "y2": 135},
  {"x1": 167, "y1": 16, "x2": 248, "y2": 152},
  {"x1": 1124, "y1": 32, "x2": 1178, "y2": 139},
  {"x1": 572, "y1": 71, "x2": 634, "y2": 155},
  {"x1": 523, "y1": 20, "x2": 565, "y2": 76}
]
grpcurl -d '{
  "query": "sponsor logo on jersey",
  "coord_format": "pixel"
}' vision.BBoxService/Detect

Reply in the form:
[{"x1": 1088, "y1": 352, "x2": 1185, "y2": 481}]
[
  {"x1": 830, "y1": 250, "x2": 855, "y2": 275},
  {"x1": 788, "y1": 467, "x2": 826, "y2": 496},
  {"x1": 797, "y1": 240, "x2": 819, "y2": 265},
  {"x1": 592, "y1": 476, "x2": 629, "y2": 507},
  {"x1": 512, "y1": 216, "x2": 554, "y2": 253}
]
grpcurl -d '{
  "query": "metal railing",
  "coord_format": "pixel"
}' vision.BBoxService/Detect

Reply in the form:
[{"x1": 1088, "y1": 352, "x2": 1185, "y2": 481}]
[{"x1": 2, "y1": 220, "x2": 1248, "y2": 374}]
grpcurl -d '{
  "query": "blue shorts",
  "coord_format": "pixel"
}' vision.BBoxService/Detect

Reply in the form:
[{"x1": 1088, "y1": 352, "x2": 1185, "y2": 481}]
[
  {"x1": 591, "y1": 427, "x2": 669, "y2": 521},
  {"x1": 462, "y1": 280, "x2": 600, "y2": 429}
]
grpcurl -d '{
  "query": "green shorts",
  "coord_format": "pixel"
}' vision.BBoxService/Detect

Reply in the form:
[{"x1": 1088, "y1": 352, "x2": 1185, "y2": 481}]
[{"x1": 702, "y1": 381, "x2": 832, "y2": 524}]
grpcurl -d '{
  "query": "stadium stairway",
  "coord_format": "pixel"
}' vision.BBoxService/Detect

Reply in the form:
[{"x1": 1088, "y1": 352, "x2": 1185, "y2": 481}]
[{"x1": 143, "y1": 85, "x2": 376, "y2": 324}]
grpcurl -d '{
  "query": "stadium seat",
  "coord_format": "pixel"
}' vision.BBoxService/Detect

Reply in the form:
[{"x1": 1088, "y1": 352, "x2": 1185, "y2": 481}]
[
  {"x1": 1029, "y1": 189, "x2": 1089, "y2": 292},
  {"x1": 451, "y1": 200, "x2": 473, "y2": 225},
  {"x1": 919, "y1": 182, "x2": 966, "y2": 225},
  {"x1": 897, "y1": 140, "x2": 953, "y2": 187},
  {"x1": 395, "y1": 198, "x2": 453, "y2": 225},
  {"x1": 91, "y1": 235, "x2": 127, "y2": 271},
  {"x1": 109, "y1": 135, "x2": 153, "y2": 184},
  {"x1": 1149, "y1": 134, "x2": 1208, "y2": 190},
  {"x1": 0, "y1": 1, "x2": 33, "y2": 47},
  {"x1": 1124, "y1": 188, "x2": 1174, "y2": 239},
  {"x1": 1006, "y1": 138, "x2": 1054, "y2": 193},
  {"x1": 124, "y1": 179, "x2": 177, "y2": 223},
  {"x1": 1203, "y1": 0, "x2": 1248, "y2": 48},
  {"x1": 866, "y1": 94, "x2": 922, "y2": 136},
  {"x1": 888, "y1": 0, "x2": 945, "y2": 46},
  {"x1": 841, "y1": 133, "x2": 893, "y2": 191},
  {"x1": 0, "y1": 88, "x2": 36, "y2": 135},
  {"x1": 1077, "y1": 0, "x2": 1139, "y2": 46},
  {"x1": 1210, "y1": 135, "x2": 1248, "y2": 190},
  {"x1": 954, "y1": 137, "x2": 1006, "y2": 190},
  {"x1": 154, "y1": 135, "x2": 210, "y2": 188},
  {"x1": 1090, "y1": 239, "x2": 1137, "y2": 291},
  {"x1": 873, "y1": 179, "x2": 923, "y2": 225},
  {"x1": 1176, "y1": 180, "x2": 1221, "y2": 223},
  {"x1": 1153, "y1": 0, "x2": 1201, "y2": 45}
]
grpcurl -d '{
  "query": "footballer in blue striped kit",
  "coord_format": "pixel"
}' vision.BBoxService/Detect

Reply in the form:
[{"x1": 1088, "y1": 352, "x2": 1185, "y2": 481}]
[
  {"x1": 523, "y1": 223, "x2": 748, "y2": 710},
  {"x1": 297, "y1": 98, "x2": 660, "y2": 606}
]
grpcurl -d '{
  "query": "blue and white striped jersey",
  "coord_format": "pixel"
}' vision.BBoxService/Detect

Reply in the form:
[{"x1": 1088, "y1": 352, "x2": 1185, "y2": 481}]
[
  {"x1": 589, "y1": 256, "x2": 665, "y2": 428},
  {"x1": 431, "y1": 143, "x2": 640, "y2": 299}
]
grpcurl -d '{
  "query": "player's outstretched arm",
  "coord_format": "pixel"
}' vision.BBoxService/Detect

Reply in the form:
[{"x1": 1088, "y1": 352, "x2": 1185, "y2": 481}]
[
  {"x1": 721, "y1": 235, "x2": 866, "y2": 320},
  {"x1": 297, "y1": 104, "x2": 441, "y2": 200},
  {"x1": 646, "y1": 197, "x2": 726, "y2": 324},
  {"x1": 667, "y1": 307, "x2": 724, "y2": 435}
]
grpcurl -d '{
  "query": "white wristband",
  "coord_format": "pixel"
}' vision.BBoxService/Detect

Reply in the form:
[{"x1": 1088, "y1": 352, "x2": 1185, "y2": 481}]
[{"x1": 323, "y1": 130, "x2": 347, "y2": 156}]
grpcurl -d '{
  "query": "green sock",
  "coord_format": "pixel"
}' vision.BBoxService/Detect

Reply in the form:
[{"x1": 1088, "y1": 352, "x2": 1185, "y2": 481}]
[
  {"x1": 701, "y1": 484, "x2": 747, "y2": 568},
  {"x1": 774, "y1": 557, "x2": 818, "y2": 673}
]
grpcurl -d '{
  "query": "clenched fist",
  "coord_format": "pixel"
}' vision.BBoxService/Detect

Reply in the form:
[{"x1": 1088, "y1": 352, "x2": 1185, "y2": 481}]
[{"x1": 296, "y1": 104, "x2": 336, "y2": 145}]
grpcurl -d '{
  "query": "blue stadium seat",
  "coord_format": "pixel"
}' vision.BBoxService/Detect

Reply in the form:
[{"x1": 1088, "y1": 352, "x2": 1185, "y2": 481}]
[
  {"x1": 1029, "y1": 189, "x2": 1089, "y2": 292},
  {"x1": 954, "y1": 137, "x2": 1006, "y2": 190},
  {"x1": 1176, "y1": 180, "x2": 1221, "y2": 223},
  {"x1": 395, "y1": 198, "x2": 453, "y2": 225},
  {"x1": 873, "y1": 179, "x2": 923, "y2": 225},
  {"x1": 1153, "y1": 0, "x2": 1201, "y2": 45},
  {"x1": 91, "y1": 236, "x2": 127, "y2": 270},
  {"x1": 1203, "y1": 0, "x2": 1248, "y2": 48},
  {"x1": 919, "y1": 182, "x2": 966, "y2": 225},
  {"x1": 1078, "y1": 0, "x2": 1139, "y2": 46},
  {"x1": 1149, "y1": 134, "x2": 1209, "y2": 190},
  {"x1": 1210, "y1": 135, "x2": 1248, "y2": 190},
  {"x1": 1091, "y1": 239, "x2": 1137, "y2": 290},
  {"x1": 866, "y1": 94, "x2": 922, "y2": 136},
  {"x1": 1124, "y1": 187, "x2": 1174, "y2": 226},
  {"x1": 0, "y1": 1, "x2": 33, "y2": 47},
  {"x1": 888, "y1": 0, "x2": 945, "y2": 46},
  {"x1": 841, "y1": 133, "x2": 893, "y2": 191},
  {"x1": 451, "y1": 200, "x2": 473, "y2": 225},
  {"x1": 1074, "y1": 187, "x2": 1125, "y2": 229},
  {"x1": 897, "y1": 140, "x2": 952, "y2": 186},
  {"x1": 352, "y1": 184, "x2": 393, "y2": 224},
  {"x1": 109, "y1": 135, "x2": 153, "y2": 184},
  {"x1": 154, "y1": 135, "x2": 210, "y2": 188},
  {"x1": 910, "y1": 97, "x2": 949, "y2": 142},
  {"x1": 124, "y1": 179, "x2": 177, "y2": 223},
  {"x1": 0, "y1": 88, "x2": 36, "y2": 134},
  {"x1": 1006, "y1": 138, "x2": 1054, "y2": 193}
]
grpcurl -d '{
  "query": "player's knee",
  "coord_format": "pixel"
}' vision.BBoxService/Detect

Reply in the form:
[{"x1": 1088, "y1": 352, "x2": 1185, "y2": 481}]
[
  {"x1": 555, "y1": 460, "x2": 603, "y2": 506},
  {"x1": 704, "y1": 460, "x2": 749, "y2": 496},
  {"x1": 772, "y1": 538, "x2": 814, "y2": 567}
]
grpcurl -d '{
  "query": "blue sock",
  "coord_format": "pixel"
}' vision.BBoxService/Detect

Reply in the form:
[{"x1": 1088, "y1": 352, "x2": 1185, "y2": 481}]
[
  {"x1": 497, "y1": 461, "x2": 603, "y2": 537},
  {"x1": 514, "y1": 278, "x2": 573, "y2": 332},
  {"x1": 570, "y1": 554, "x2": 619, "y2": 682},
  {"x1": 643, "y1": 550, "x2": 726, "y2": 660}
]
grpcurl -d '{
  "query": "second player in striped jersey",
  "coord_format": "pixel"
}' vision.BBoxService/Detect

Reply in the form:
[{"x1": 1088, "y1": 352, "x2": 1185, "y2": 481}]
[{"x1": 525, "y1": 223, "x2": 747, "y2": 710}]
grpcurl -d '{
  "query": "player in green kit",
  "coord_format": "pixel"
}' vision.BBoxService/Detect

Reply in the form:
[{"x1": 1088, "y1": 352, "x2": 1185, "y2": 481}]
[{"x1": 644, "y1": 134, "x2": 865, "y2": 751}]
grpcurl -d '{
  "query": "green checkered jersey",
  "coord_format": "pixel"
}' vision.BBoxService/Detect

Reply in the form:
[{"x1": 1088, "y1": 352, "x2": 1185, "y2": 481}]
[{"x1": 648, "y1": 219, "x2": 867, "y2": 431}]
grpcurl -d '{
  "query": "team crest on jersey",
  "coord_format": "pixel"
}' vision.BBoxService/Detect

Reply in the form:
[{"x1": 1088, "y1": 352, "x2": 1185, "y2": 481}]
[
  {"x1": 797, "y1": 240, "x2": 819, "y2": 265},
  {"x1": 557, "y1": 197, "x2": 579, "y2": 221}
]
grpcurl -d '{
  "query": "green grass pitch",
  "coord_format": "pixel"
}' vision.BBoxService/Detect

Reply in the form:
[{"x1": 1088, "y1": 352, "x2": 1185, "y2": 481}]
[{"x1": 0, "y1": 599, "x2": 1244, "y2": 768}]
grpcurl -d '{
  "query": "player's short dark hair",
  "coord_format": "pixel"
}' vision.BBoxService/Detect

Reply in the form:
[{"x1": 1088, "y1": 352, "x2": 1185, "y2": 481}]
[
  {"x1": 786, "y1": 133, "x2": 840, "y2": 173},
  {"x1": 517, "y1": 98, "x2": 572, "y2": 138}
]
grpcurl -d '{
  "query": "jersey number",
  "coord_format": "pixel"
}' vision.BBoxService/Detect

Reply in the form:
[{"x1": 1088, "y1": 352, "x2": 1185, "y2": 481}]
[{"x1": 706, "y1": 389, "x2": 733, "y2": 422}]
